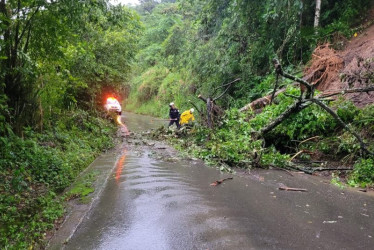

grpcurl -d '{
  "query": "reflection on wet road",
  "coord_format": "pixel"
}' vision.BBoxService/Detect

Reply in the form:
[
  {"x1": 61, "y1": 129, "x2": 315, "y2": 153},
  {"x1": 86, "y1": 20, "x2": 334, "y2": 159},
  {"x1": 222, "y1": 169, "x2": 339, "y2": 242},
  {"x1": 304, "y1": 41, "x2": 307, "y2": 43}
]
[
  {"x1": 115, "y1": 148, "x2": 127, "y2": 182},
  {"x1": 66, "y1": 112, "x2": 374, "y2": 250}
]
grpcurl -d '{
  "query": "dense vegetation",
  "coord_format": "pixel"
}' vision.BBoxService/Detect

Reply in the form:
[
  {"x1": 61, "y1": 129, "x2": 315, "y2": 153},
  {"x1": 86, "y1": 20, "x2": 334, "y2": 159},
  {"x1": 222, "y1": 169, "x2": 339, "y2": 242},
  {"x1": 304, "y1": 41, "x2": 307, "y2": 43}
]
[
  {"x1": 128, "y1": 0, "x2": 374, "y2": 188},
  {"x1": 1, "y1": 0, "x2": 374, "y2": 247},
  {"x1": 0, "y1": 0, "x2": 141, "y2": 248},
  {"x1": 127, "y1": 0, "x2": 372, "y2": 115}
]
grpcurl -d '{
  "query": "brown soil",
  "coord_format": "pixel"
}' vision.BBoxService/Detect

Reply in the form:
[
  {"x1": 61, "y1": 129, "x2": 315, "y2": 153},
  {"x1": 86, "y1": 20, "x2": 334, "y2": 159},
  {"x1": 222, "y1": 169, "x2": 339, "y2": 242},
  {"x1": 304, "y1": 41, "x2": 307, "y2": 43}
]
[{"x1": 305, "y1": 21, "x2": 374, "y2": 107}]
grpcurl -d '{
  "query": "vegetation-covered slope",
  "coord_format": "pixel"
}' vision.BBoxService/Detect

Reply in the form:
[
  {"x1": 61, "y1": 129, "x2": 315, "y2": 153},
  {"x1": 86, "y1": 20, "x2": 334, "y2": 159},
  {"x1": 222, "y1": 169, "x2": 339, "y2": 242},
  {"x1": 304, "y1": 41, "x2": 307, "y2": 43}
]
[
  {"x1": 128, "y1": 0, "x2": 374, "y2": 188},
  {"x1": 0, "y1": 0, "x2": 141, "y2": 248},
  {"x1": 127, "y1": 0, "x2": 373, "y2": 115}
]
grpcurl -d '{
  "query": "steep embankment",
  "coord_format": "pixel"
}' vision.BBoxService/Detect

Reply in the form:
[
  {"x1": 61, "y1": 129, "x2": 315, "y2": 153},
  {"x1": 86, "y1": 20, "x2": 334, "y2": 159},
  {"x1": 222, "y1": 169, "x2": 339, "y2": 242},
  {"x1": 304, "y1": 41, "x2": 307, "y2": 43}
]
[{"x1": 305, "y1": 21, "x2": 374, "y2": 106}]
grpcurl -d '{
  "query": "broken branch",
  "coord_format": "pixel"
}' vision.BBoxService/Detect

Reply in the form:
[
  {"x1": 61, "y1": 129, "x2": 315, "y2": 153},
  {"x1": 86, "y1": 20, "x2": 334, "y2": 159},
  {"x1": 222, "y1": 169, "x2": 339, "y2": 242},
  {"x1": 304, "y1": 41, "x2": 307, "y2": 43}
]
[
  {"x1": 213, "y1": 78, "x2": 241, "y2": 101},
  {"x1": 278, "y1": 186, "x2": 308, "y2": 192},
  {"x1": 260, "y1": 100, "x2": 312, "y2": 135},
  {"x1": 289, "y1": 150, "x2": 314, "y2": 162},
  {"x1": 318, "y1": 87, "x2": 374, "y2": 98},
  {"x1": 311, "y1": 98, "x2": 372, "y2": 155},
  {"x1": 273, "y1": 58, "x2": 314, "y2": 95},
  {"x1": 210, "y1": 177, "x2": 233, "y2": 186}
]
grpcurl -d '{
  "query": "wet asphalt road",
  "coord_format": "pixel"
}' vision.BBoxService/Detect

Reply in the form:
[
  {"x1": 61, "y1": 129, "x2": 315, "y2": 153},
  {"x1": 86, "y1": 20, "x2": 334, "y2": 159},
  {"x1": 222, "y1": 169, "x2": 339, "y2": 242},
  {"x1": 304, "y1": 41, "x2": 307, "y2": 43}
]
[{"x1": 65, "y1": 112, "x2": 374, "y2": 250}]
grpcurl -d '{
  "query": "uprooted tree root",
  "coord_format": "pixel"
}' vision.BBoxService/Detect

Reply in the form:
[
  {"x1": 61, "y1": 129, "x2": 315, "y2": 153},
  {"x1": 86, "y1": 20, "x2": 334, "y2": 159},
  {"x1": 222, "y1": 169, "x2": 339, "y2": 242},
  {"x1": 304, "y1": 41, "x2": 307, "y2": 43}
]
[
  {"x1": 303, "y1": 44, "x2": 344, "y2": 91},
  {"x1": 240, "y1": 45, "x2": 345, "y2": 113}
]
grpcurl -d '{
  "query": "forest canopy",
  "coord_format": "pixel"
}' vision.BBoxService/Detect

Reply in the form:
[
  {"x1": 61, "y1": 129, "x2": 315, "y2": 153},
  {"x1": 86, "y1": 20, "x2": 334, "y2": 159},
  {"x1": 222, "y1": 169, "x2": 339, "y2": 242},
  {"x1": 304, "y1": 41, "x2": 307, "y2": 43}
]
[{"x1": 127, "y1": 0, "x2": 372, "y2": 114}]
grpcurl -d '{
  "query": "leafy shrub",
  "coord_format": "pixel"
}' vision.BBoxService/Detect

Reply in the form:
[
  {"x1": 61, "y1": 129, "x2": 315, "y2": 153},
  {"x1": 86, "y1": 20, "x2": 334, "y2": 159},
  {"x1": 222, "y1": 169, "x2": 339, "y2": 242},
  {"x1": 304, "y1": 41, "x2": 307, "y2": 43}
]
[
  {"x1": 335, "y1": 100, "x2": 359, "y2": 123},
  {"x1": 354, "y1": 105, "x2": 374, "y2": 130},
  {"x1": 350, "y1": 158, "x2": 374, "y2": 187},
  {"x1": 249, "y1": 86, "x2": 337, "y2": 140},
  {"x1": 260, "y1": 147, "x2": 290, "y2": 168},
  {"x1": 0, "y1": 93, "x2": 11, "y2": 136},
  {"x1": 0, "y1": 110, "x2": 116, "y2": 248}
]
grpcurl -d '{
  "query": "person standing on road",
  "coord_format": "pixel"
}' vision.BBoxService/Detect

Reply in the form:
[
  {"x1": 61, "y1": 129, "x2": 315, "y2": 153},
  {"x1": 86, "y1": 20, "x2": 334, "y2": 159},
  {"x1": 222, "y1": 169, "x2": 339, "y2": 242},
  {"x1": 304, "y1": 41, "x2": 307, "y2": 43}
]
[
  {"x1": 180, "y1": 108, "x2": 195, "y2": 126},
  {"x1": 168, "y1": 102, "x2": 180, "y2": 129}
]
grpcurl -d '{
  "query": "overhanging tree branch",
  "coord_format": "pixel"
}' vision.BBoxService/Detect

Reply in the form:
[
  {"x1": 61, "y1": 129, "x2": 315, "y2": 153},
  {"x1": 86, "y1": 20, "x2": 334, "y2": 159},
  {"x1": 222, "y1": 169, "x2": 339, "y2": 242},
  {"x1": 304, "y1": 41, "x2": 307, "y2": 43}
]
[
  {"x1": 197, "y1": 78, "x2": 240, "y2": 129},
  {"x1": 213, "y1": 78, "x2": 241, "y2": 101}
]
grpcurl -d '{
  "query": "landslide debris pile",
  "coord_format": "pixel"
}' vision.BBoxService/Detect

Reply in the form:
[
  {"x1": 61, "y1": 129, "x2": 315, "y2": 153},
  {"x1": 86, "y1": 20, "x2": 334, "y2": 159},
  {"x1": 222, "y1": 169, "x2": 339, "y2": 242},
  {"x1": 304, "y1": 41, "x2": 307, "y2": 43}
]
[{"x1": 306, "y1": 24, "x2": 374, "y2": 107}]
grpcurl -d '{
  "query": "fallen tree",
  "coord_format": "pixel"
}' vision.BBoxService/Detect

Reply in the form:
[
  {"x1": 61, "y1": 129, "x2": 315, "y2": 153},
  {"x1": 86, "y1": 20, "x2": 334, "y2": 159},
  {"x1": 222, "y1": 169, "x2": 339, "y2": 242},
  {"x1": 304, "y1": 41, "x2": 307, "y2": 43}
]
[
  {"x1": 197, "y1": 78, "x2": 241, "y2": 128},
  {"x1": 258, "y1": 59, "x2": 374, "y2": 156},
  {"x1": 239, "y1": 89, "x2": 286, "y2": 113}
]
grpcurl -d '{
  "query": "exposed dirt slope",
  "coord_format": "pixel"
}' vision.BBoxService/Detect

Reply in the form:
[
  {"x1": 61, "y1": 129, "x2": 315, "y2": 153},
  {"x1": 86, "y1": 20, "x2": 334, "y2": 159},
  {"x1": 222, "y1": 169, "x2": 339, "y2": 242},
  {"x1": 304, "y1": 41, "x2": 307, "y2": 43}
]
[{"x1": 305, "y1": 22, "x2": 374, "y2": 107}]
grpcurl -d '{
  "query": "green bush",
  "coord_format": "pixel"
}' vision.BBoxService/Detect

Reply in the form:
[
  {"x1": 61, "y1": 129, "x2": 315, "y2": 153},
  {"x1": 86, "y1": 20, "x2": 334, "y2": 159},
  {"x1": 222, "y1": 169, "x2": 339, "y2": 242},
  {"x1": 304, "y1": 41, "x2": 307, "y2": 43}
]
[
  {"x1": 0, "y1": 110, "x2": 116, "y2": 248},
  {"x1": 350, "y1": 158, "x2": 374, "y2": 187},
  {"x1": 249, "y1": 86, "x2": 337, "y2": 140},
  {"x1": 335, "y1": 100, "x2": 359, "y2": 123},
  {"x1": 354, "y1": 105, "x2": 374, "y2": 130}
]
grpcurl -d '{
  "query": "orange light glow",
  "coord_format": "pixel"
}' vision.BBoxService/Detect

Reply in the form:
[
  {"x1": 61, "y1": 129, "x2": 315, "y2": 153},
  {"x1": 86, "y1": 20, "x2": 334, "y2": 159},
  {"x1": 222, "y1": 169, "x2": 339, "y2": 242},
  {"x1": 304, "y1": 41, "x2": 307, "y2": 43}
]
[
  {"x1": 115, "y1": 148, "x2": 127, "y2": 182},
  {"x1": 116, "y1": 115, "x2": 130, "y2": 136},
  {"x1": 116, "y1": 115, "x2": 123, "y2": 125},
  {"x1": 107, "y1": 97, "x2": 117, "y2": 102}
]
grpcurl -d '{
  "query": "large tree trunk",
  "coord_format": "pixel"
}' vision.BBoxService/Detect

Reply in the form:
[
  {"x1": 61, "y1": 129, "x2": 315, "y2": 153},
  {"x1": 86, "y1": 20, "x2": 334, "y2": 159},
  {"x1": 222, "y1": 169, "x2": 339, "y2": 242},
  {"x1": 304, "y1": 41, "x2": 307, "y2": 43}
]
[
  {"x1": 259, "y1": 100, "x2": 312, "y2": 135},
  {"x1": 314, "y1": 0, "x2": 321, "y2": 28}
]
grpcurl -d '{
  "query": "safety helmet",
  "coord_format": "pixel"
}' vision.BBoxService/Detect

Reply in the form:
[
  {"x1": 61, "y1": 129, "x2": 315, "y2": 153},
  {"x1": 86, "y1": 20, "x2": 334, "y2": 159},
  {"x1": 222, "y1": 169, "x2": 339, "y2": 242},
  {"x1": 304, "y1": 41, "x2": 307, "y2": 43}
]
[
  {"x1": 169, "y1": 102, "x2": 174, "y2": 106},
  {"x1": 190, "y1": 108, "x2": 194, "y2": 113}
]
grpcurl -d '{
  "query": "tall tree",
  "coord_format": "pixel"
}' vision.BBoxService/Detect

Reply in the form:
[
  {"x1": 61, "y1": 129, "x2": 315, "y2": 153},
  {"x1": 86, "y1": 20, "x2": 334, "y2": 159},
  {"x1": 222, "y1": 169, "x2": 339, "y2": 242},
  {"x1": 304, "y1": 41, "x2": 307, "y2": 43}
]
[
  {"x1": 0, "y1": 0, "x2": 84, "y2": 130},
  {"x1": 314, "y1": 0, "x2": 321, "y2": 28}
]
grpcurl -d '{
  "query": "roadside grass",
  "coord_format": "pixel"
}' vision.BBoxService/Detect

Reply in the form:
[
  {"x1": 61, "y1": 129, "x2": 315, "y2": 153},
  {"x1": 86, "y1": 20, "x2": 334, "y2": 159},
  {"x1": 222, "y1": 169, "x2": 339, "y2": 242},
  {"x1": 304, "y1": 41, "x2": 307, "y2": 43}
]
[
  {"x1": 65, "y1": 171, "x2": 99, "y2": 204},
  {"x1": 0, "y1": 110, "x2": 117, "y2": 249}
]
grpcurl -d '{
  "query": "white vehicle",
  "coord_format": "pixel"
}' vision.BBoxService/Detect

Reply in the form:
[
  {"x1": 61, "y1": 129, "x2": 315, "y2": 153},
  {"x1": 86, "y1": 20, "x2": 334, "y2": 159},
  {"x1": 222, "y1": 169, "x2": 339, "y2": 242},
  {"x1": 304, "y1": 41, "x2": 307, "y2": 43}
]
[{"x1": 105, "y1": 97, "x2": 122, "y2": 115}]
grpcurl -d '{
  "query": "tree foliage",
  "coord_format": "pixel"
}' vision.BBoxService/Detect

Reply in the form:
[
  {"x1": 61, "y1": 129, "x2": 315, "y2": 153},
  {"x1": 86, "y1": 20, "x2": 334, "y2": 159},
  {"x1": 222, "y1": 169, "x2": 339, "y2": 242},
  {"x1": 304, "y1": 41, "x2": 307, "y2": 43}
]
[
  {"x1": 128, "y1": 0, "x2": 372, "y2": 113},
  {"x1": 0, "y1": 0, "x2": 142, "y2": 247},
  {"x1": 0, "y1": 0, "x2": 142, "y2": 130}
]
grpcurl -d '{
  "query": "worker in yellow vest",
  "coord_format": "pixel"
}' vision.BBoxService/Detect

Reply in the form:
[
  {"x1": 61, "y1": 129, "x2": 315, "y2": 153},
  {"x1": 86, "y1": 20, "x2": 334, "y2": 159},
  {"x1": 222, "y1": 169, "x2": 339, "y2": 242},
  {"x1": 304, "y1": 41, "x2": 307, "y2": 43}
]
[{"x1": 180, "y1": 108, "x2": 195, "y2": 125}]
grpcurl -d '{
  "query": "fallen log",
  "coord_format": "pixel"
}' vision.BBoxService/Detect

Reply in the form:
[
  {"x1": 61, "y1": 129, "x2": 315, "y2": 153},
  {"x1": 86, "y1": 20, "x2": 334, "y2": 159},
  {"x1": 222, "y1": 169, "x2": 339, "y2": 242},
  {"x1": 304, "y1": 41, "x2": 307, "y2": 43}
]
[{"x1": 239, "y1": 92, "x2": 279, "y2": 113}]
